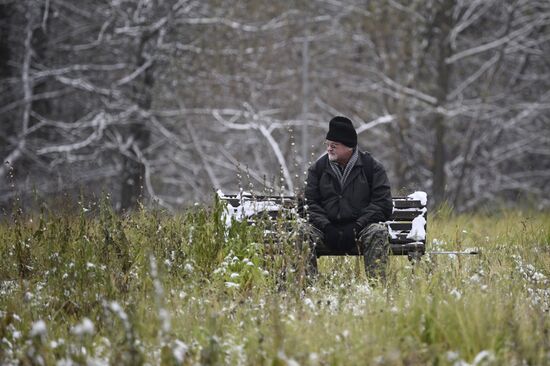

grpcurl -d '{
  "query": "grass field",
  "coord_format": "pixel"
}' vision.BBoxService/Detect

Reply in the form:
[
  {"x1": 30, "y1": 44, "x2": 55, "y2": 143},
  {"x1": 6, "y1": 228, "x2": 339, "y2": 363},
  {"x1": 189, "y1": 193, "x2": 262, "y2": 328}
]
[{"x1": 0, "y1": 199, "x2": 549, "y2": 365}]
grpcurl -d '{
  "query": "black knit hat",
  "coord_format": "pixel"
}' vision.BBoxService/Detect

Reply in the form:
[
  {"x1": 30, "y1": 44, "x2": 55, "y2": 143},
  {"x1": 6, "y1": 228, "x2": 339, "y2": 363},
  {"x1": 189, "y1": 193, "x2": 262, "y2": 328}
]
[{"x1": 326, "y1": 116, "x2": 357, "y2": 147}]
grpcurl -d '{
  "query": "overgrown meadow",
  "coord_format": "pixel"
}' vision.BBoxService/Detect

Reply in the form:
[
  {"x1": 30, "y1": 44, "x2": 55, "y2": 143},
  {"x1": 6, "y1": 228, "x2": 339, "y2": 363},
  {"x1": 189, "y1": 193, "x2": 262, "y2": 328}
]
[{"x1": 1, "y1": 197, "x2": 549, "y2": 365}]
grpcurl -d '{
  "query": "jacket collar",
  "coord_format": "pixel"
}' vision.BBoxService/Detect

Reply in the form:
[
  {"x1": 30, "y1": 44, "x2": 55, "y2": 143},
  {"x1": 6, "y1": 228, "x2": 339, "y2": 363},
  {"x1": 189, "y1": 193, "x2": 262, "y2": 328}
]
[{"x1": 321, "y1": 151, "x2": 364, "y2": 191}]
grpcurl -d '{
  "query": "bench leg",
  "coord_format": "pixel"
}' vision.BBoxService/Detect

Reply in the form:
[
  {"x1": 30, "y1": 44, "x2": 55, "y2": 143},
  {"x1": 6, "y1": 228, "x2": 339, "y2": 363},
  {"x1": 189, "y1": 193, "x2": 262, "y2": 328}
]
[{"x1": 407, "y1": 251, "x2": 423, "y2": 263}]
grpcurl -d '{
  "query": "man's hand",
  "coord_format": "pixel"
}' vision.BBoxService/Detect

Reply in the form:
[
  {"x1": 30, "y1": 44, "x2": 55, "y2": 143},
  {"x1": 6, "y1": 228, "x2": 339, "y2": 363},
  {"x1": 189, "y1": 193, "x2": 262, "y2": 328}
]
[
  {"x1": 324, "y1": 224, "x2": 341, "y2": 248},
  {"x1": 325, "y1": 223, "x2": 362, "y2": 250},
  {"x1": 341, "y1": 222, "x2": 358, "y2": 249},
  {"x1": 354, "y1": 222, "x2": 363, "y2": 238}
]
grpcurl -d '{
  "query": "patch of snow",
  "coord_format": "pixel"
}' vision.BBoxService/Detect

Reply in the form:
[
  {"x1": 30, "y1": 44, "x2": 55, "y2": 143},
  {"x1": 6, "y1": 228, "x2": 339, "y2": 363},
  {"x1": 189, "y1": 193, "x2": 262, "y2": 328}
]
[
  {"x1": 407, "y1": 214, "x2": 426, "y2": 241},
  {"x1": 303, "y1": 297, "x2": 315, "y2": 311},
  {"x1": 24, "y1": 292, "x2": 34, "y2": 302},
  {"x1": 469, "y1": 273, "x2": 481, "y2": 283},
  {"x1": 450, "y1": 288, "x2": 462, "y2": 300},
  {"x1": 108, "y1": 301, "x2": 128, "y2": 321},
  {"x1": 446, "y1": 351, "x2": 460, "y2": 361},
  {"x1": 472, "y1": 350, "x2": 495, "y2": 365},
  {"x1": 173, "y1": 340, "x2": 188, "y2": 363},
  {"x1": 387, "y1": 225, "x2": 398, "y2": 239},
  {"x1": 276, "y1": 351, "x2": 300, "y2": 366},
  {"x1": 30, "y1": 320, "x2": 47, "y2": 338},
  {"x1": 407, "y1": 191, "x2": 427, "y2": 206},
  {"x1": 71, "y1": 318, "x2": 95, "y2": 336}
]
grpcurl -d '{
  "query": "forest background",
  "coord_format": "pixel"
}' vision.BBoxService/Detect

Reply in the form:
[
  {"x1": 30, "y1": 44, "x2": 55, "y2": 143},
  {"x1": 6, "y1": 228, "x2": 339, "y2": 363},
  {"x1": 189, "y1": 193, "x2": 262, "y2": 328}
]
[
  {"x1": 1, "y1": 2, "x2": 550, "y2": 365},
  {"x1": 1, "y1": 0, "x2": 549, "y2": 212}
]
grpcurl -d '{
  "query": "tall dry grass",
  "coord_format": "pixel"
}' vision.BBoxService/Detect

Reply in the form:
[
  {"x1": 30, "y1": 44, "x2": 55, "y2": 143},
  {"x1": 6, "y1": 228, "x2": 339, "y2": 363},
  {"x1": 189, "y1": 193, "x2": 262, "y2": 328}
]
[{"x1": 0, "y1": 199, "x2": 548, "y2": 365}]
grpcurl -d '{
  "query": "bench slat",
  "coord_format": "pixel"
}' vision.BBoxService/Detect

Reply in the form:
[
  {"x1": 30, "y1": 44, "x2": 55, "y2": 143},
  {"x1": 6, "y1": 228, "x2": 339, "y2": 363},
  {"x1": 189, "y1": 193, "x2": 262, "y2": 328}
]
[
  {"x1": 391, "y1": 209, "x2": 426, "y2": 221},
  {"x1": 387, "y1": 221, "x2": 414, "y2": 231},
  {"x1": 390, "y1": 242, "x2": 426, "y2": 255},
  {"x1": 389, "y1": 236, "x2": 421, "y2": 245},
  {"x1": 393, "y1": 199, "x2": 425, "y2": 209}
]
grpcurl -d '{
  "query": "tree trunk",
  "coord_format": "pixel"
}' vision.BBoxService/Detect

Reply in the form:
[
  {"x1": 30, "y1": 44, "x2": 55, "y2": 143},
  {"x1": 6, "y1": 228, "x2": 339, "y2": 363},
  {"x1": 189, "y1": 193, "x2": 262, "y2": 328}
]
[
  {"x1": 120, "y1": 36, "x2": 154, "y2": 211},
  {"x1": 431, "y1": 1, "x2": 454, "y2": 207}
]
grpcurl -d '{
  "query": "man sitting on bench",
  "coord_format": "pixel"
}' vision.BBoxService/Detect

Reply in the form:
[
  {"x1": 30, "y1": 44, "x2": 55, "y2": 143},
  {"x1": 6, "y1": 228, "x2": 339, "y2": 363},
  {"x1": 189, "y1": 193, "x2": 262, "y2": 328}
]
[{"x1": 303, "y1": 116, "x2": 393, "y2": 279}]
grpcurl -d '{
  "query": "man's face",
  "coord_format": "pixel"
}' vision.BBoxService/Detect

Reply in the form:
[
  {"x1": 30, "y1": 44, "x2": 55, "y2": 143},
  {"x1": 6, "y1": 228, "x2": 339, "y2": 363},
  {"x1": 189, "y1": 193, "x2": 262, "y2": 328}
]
[{"x1": 325, "y1": 140, "x2": 352, "y2": 163}]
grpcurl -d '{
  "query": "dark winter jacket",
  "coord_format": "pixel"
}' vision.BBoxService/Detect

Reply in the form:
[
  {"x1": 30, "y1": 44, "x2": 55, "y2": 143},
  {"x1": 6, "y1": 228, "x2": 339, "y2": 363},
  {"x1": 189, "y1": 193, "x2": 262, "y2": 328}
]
[{"x1": 305, "y1": 151, "x2": 393, "y2": 232}]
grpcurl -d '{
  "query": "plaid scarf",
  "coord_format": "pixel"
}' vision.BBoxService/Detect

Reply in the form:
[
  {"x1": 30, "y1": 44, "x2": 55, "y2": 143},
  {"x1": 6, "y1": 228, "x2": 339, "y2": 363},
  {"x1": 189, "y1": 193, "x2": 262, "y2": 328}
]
[{"x1": 329, "y1": 148, "x2": 359, "y2": 189}]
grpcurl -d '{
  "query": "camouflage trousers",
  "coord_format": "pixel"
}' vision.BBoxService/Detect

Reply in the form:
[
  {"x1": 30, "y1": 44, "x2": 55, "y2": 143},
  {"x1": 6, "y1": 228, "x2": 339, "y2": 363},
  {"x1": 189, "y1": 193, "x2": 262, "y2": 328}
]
[{"x1": 297, "y1": 222, "x2": 390, "y2": 279}]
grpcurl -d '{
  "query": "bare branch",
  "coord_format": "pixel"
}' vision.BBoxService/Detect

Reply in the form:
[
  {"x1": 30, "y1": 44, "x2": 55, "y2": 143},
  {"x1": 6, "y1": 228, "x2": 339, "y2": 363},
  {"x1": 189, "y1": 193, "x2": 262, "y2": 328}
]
[
  {"x1": 37, "y1": 113, "x2": 107, "y2": 155},
  {"x1": 114, "y1": 57, "x2": 154, "y2": 87},
  {"x1": 446, "y1": 15, "x2": 545, "y2": 64}
]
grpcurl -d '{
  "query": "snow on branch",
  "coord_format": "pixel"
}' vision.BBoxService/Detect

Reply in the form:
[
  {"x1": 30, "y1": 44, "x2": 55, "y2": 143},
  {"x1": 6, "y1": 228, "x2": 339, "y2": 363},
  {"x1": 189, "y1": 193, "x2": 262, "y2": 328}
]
[{"x1": 37, "y1": 113, "x2": 107, "y2": 155}]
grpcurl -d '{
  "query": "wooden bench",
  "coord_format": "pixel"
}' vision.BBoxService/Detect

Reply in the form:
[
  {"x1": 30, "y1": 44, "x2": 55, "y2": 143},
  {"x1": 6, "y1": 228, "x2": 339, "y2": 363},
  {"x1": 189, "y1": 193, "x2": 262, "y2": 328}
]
[{"x1": 218, "y1": 191, "x2": 427, "y2": 261}]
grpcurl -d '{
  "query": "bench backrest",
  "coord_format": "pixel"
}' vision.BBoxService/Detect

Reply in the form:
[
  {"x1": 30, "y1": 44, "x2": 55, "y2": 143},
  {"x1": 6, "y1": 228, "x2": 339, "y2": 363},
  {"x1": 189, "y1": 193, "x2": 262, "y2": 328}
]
[{"x1": 386, "y1": 195, "x2": 427, "y2": 256}]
